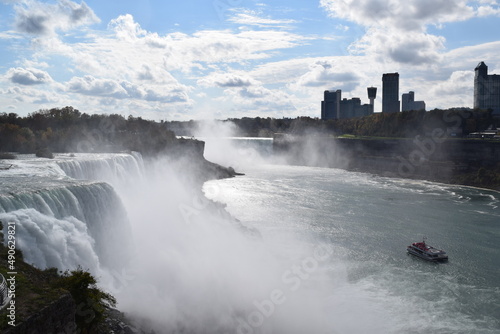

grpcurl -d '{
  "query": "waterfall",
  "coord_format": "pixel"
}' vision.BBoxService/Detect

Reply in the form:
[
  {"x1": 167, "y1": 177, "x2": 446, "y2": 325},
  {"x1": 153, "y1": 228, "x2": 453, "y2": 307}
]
[
  {"x1": 56, "y1": 152, "x2": 144, "y2": 187},
  {"x1": 0, "y1": 181, "x2": 133, "y2": 273}
]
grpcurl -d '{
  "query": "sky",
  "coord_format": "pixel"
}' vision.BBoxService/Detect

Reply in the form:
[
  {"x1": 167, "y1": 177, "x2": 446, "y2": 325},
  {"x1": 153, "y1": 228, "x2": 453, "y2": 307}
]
[{"x1": 0, "y1": 0, "x2": 500, "y2": 121}]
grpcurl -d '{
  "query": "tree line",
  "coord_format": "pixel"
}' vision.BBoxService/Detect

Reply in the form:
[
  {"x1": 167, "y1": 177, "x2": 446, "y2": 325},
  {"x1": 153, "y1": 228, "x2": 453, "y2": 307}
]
[
  {"x1": 165, "y1": 108, "x2": 497, "y2": 138},
  {"x1": 0, "y1": 106, "x2": 177, "y2": 156}
]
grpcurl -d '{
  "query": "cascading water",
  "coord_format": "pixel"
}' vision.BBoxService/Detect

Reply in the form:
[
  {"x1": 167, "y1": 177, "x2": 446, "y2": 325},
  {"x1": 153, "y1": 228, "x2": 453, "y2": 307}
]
[
  {"x1": 56, "y1": 152, "x2": 144, "y2": 189},
  {"x1": 0, "y1": 180, "x2": 132, "y2": 271},
  {"x1": 0, "y1": 154, "x2": 139, "y2": 275}
]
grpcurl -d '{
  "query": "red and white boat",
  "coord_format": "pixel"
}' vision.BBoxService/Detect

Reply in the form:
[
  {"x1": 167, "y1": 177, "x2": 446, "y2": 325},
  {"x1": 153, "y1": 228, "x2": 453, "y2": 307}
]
[{"x1": 407, "y1": 238, "x2": 448, "y2": 262}]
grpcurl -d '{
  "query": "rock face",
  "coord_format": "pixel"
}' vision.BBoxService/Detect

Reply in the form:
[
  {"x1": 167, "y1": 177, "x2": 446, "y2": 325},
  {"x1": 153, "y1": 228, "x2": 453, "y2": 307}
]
[
  {"x1": 4, "y1": 294, "x2": 77, "y2": 334},
  {"x1": 274, "y1": 135, "x2": 500, "y2": 185}
]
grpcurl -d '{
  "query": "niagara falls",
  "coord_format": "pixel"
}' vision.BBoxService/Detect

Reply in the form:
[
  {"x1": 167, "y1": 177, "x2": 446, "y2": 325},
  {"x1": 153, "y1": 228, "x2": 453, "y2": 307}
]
[{"x1": 1, "y1": 0, "x2": 500, "y2": 333}]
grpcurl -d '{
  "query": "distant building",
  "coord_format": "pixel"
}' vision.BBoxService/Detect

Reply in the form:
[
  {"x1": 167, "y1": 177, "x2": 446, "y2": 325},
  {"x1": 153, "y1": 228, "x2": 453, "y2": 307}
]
[
  {"x1": 339, "y1": 98, "x2": 372, "y2": 119},
  {"x1": 382, "y1": 73, "x2": 400, "y2": 113},
  {"x1": 474, "y1": 61, "x2": 500, "y2": 116},
  {"x1": 321, "y1": 90, "x2": 341, "y2": 120},
  {"x1": 402, "y1": 91, "x2": 426, "y2": 111},
  {"x1": 321, "y1": 90, "x2": 373, "y2": 120}
]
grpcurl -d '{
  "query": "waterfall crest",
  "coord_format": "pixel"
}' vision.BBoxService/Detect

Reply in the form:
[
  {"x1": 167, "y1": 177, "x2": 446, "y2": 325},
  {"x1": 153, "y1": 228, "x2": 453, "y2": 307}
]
[{"x1": 56, "y1": 152, "x2": 144, "y2": 187}]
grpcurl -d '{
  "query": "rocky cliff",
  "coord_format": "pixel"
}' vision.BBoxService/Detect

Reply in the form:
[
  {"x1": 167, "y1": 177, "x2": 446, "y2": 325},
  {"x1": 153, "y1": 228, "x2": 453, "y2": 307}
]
[{"x1": 274, "y1": 135, "x2": 500, "y2": 190}]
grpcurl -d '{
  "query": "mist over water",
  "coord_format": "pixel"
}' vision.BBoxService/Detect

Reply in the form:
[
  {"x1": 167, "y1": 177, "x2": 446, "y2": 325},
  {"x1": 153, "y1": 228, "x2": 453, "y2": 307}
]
[
  {"x1": 202, "y1": 141, "x2": 500, "y2": 334},
  {"x1": 109, "y1": 153, "x2": 337, "y2": 333},
  {"x1": 0, "y1": 127, "x2": 499, "y2": 333}
]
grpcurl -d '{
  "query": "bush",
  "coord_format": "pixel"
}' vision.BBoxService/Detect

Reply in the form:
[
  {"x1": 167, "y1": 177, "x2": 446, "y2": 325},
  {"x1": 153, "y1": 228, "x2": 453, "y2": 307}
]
[
  {"x1": 57, "y1": 268, "x2": 116, "y2": 332},
  {"x1": 35, "y1": 147, "x2": 54, "y2": 159}
]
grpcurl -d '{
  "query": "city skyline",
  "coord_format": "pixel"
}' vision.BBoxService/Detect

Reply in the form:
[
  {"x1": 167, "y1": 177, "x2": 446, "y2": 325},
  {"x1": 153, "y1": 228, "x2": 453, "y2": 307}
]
[{"x1": 1, "y1": 1, "x2": 500, "y2": 121}]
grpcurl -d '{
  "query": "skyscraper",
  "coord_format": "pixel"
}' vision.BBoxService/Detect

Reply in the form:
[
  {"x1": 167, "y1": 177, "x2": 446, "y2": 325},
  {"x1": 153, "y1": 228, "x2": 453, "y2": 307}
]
[
  {"x1": 474, "y1": 61, "x2": 500, "y2": 116},
  {"x1": 321, "y1": 90, "x2": 341, "y2": 120},
  {"x1": 382, "y1": 73, "x2": 400, "y2": 113}
]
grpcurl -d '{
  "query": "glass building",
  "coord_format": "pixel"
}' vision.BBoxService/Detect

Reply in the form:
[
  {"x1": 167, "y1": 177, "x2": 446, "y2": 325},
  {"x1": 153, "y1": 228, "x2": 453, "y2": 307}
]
[
  {"x1": 474, "y1": 61, "x2": 500, "y2": 116},
  {"x1": 382, "y1": 73, "x2": 400, "y2": 113}
]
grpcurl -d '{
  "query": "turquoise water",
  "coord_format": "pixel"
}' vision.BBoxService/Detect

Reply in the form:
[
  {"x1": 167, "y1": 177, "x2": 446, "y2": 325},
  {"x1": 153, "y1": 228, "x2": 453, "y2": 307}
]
[{"x1": 204, "y1": 149, "x2": 500, "y2": 333}]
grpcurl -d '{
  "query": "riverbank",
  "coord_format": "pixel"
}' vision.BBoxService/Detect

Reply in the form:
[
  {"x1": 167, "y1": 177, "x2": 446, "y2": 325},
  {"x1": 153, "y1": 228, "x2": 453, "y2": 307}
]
[{"x1": 273, "y1": 135, "x2": 500, "y2": 191}]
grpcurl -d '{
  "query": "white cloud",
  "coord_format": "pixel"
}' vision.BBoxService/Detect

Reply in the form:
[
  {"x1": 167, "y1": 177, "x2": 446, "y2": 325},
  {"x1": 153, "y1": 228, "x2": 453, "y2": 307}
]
[
  {"x1": 67, "y1": 75, "x2": 127, "y2": 98},
  {"x1": 108, "y1": 14, "x2": 146, "y2": 41},
  {"x1": 6, "y1": 67, "x2": 52, "y2": 85},
  {"x1": 66, "y1": 75, "x2": 190, "y2": 103},
  {"x1": 320, "y1": 0, "x2": 475, "y2": 32},
  {"x1": 0, "y1": 31, "x2": 23, "y2": 39},
  {"x1": 319, "y1": 0, "x2": 500, "y2": 65},
  {"x1": 291, "y1": 60, "x2": 360, "y2": 89},
  {"x1": 432, "y1": 70, "x2": 474, "y2": 96},
  {"x1": 222, "y1": 85, "x2": 298, "y2": 114},
  {"x1": 197, "y1": 73, "x2": 259, "y2": 88},
  {"x1": 53, "y1": 14, "x2": 306, "y2": 80},
  {"x1": 14, "y1": 0, "x2": 100, "y2": 36},
  {"x1": 1, "y1": 85, "x2": 61, "y2": 104},
  {"x1": 476, "y1": 4, "x2": 500, "y2": 16},
  {"x1": 350, "y1": 27, "x2": 445, "y2": 65},
  {"x1": 228, "y1": 10, "x2": 297, "y2": 28},
  {"x1": 0, "y1": 9, "x2": 312, "y2": 118}
]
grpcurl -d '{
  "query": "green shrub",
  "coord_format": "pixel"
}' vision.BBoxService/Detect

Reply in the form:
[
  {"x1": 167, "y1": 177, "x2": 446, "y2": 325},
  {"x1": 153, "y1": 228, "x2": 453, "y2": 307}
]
[{"x1": 57, "y1": 268, "x2": 116, "y2": 333}]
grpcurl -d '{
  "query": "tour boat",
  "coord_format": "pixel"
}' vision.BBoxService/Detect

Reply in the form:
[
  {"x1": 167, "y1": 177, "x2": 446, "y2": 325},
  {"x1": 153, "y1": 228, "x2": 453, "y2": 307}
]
[{"x1": 407, "y1": 238, "x2": 448, "y2": 262}]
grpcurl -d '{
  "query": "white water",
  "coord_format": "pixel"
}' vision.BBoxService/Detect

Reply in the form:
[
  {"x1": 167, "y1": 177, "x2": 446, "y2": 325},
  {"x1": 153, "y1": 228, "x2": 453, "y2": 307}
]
[
  {"x1": 0, "y1": 154, "x2": 135, "y2": 274},
  {"x1": 0, "y1": 144, "x2": 499, "y2": 333}
]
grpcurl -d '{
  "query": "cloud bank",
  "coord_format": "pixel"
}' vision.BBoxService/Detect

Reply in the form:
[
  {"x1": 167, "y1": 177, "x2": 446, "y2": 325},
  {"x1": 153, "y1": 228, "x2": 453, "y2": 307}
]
[{"x1": 0, "y1": 0, "x2": 499, "y2": 119}]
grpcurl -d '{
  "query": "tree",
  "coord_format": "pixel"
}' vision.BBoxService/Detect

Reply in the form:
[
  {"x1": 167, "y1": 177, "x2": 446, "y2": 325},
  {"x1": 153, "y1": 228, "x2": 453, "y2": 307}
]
[{"x1": 58, "y1": 268, "x2": 116, "y2": 333}]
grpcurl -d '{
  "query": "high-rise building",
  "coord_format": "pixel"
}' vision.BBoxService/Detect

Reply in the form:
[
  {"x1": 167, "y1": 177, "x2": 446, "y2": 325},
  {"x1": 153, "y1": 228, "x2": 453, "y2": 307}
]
[
  {"x1": 321, "y1": 89, "x2": 373, "y2": 120},
  {"x1": 382, "y1": 73, "x2": 400, "y2": 113},
  {"x1": 321, "y1": 90, "x2": 341, "y2": 120},
  {"x1": 402, "y1": 91, "x2": 426, "y2": 111},
  {"x1": 474, "y1": 61, "x2": 500, "y2": 116}
]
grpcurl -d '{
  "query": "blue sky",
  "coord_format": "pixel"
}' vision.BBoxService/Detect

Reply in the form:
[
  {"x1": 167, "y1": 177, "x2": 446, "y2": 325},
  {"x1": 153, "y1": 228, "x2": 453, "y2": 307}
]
[{"x1": 1, "y1": 0, "x2": 500, "y2": 120}]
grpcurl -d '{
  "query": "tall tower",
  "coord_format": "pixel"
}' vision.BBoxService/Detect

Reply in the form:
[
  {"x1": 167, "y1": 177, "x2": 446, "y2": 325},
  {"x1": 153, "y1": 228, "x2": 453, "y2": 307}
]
[
  {"x1": 367, "y1": 87, "x2": 377, "y2": 113},
  {"x1": 382, "y1": 73, "x2": 400, "y2": 113},
  {"x1": 474, "y1": 61, "x2": 488, "y2": 110}
]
